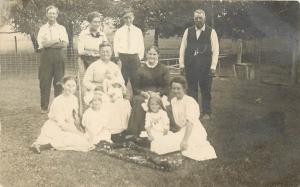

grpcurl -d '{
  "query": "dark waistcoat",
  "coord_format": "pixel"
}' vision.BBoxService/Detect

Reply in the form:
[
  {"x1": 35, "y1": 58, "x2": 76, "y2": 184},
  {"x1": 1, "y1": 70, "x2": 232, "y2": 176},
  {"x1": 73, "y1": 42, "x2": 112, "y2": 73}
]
[{"x1": 184, "y1": 25, "x2": 212, "y2": 70}]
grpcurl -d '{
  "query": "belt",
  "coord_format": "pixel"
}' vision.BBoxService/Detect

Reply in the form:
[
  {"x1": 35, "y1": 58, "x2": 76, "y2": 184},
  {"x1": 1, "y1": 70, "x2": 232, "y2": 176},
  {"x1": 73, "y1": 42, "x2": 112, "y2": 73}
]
[{"x1": 119, "y1": 53, "x2": 138, "y2": 56}]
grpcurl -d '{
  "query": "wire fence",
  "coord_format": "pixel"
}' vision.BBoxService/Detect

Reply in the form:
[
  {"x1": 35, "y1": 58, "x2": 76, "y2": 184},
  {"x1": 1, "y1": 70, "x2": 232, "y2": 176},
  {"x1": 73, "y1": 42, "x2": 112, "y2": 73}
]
[
  {"x1": 0, "y1": 49, "x2": 181, "y2": 79},
  {"x1": 0, "y1": 32, "x2": 296, "y2": 81}
]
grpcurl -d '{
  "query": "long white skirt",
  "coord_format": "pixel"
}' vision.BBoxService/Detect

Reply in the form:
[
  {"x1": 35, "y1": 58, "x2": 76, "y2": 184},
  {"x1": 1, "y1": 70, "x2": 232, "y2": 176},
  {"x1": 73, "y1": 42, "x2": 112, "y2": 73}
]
[
  {"x1": 106, "y1": 99, "x2": 131, "y2": 134},
  {"x1": 33, "y1": 120, "x2": 94, "y2": 152},
  {"x1": 151, "y1": 123, "x2": 217, "y2": 161}
]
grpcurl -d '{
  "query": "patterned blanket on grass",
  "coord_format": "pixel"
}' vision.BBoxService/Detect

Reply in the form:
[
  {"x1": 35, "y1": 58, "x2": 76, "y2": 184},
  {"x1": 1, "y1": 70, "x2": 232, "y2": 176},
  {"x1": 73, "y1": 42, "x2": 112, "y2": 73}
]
[{"x1": 94, "y1": 141, "x2": 183, "y2": 171}]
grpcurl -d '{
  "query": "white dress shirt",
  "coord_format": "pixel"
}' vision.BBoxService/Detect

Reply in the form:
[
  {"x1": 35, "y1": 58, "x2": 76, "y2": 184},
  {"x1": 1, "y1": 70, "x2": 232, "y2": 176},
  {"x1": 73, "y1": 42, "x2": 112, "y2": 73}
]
[
  {"x1": 179, "y1": 25, "x2": 219, "y2": 70},
  {"x1": 77, "y1": 28, "x2": 108, "y2": 56},
  {"x1": 37, "y1": 22, "x2": 69, "y2": 49},
  {"x1": 113, "y1": 24, "x2": 144, "y2": 60}
]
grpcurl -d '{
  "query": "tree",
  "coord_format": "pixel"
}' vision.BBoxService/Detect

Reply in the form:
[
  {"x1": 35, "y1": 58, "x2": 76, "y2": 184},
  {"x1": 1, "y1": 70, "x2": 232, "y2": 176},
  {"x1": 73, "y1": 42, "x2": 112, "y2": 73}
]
[{"x1": 10, "y1": 0, "x2": 115, "y2": 51}]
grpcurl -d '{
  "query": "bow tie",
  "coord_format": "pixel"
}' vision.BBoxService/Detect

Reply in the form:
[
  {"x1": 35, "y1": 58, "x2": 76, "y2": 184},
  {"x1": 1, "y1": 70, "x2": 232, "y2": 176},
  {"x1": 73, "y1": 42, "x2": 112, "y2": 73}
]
[{"x1": 91, "y1": 32, "x2": 101, "y2": 38}]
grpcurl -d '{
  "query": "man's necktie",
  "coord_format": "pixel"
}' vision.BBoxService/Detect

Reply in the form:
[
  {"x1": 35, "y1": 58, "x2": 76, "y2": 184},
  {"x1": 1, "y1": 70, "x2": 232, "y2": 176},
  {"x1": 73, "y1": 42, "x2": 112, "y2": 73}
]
[{"x1": 127, "y1": 26, "x2": 131, "y2": 50}]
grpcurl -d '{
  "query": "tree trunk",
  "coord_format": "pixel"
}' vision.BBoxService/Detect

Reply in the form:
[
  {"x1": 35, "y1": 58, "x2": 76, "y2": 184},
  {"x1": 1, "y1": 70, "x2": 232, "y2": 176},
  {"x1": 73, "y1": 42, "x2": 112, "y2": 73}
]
[
  {"x1": 291, "y1": 41, "x2": 297, "y2": 84},
  {"x1": 67, "y1": 21, "x2": 74, "y2": 57},
  {"x1": 29, "y1": 33, "x2": 39, "y2": 52},
  {"x1": 237, "y1": 39, "x2": 243, "y2": 64},
  {"x1": 154, "y1": 27, "x2": 159, "y2": 47},
  {"x1": 291, "y1": 5, "x2": 300, "y2": 84}
]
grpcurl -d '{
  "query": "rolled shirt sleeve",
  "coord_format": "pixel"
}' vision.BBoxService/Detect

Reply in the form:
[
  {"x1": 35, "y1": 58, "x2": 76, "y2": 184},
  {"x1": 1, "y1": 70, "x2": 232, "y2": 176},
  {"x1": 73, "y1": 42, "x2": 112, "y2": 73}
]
[{"x1": 210, "y1": 29, "x2": 219, "y2": 70}]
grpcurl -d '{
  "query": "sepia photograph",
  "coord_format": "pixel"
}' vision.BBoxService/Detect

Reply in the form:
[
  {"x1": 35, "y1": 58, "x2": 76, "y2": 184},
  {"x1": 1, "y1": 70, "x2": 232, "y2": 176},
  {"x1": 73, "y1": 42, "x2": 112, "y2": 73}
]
[{"x1": 0, "y1": 0, "x2": 299, "y2": 186}]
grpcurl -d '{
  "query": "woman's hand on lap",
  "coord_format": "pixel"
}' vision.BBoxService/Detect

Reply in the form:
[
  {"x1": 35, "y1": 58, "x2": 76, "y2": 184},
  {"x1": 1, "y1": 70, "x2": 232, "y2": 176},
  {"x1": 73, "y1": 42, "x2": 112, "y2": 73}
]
[{"x1": 180, "y1": 140, "x2": 188, "y2": 151}]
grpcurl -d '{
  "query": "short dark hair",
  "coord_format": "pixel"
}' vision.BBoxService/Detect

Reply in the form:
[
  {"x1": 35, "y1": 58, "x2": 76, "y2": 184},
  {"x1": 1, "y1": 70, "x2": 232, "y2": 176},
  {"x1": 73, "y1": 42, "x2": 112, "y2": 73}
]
[
  {"x1": 46, "y1": 5, "x2": 59, "y2": 14},
  {"x1": 122, "y1": 7, "x2": 134, "y2": 17},
  {"x1": 99, "y1": 41, "x2": 112, "y2": 50},
  {"x1": 170, "y1": 76, "x2": 187, "y2": 90},
  {"x1": 146, "y1": 45, "x2": 160, "y2": 55},
  {"x1": 62, "y1": 76, "x2": 76, "y2": 84},
  {"x1": 87, "y1": 11, "x2": 103, "y2": 23}
]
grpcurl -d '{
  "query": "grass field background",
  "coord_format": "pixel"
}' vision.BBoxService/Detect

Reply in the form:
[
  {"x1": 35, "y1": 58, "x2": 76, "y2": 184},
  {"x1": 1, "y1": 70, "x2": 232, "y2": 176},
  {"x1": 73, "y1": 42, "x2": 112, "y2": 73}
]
[
  {"x1": 1, "y1": 62, "x2": 300, "y2": 186},
  {"x1": 1, "y1": 28, "x2": 300, "y2": 186}
]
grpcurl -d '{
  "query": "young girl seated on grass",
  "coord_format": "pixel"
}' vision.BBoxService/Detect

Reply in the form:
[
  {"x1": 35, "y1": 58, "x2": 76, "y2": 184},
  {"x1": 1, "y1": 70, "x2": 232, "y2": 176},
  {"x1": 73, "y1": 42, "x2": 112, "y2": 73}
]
[
  {"x1": 30, "y1": 76, "x2": 94, "y2": 153},
  {"x1": 82, "y1": 92, "x2": 111, "y2": 145},
  {"x1": 140, "y1": 95, "x2": 170, "y2": 143}
]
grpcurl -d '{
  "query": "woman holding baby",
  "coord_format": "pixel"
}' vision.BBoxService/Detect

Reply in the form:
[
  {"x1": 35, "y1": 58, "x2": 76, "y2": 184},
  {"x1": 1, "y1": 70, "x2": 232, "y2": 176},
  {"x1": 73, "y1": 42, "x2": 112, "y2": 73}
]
[{"x1": 82, "y1": 42, "x2": 131, "y2": 143}]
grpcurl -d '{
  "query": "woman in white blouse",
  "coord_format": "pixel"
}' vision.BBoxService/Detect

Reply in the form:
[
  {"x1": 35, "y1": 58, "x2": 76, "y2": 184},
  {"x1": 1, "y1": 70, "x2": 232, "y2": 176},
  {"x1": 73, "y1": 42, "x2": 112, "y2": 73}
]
[
  {"x1": 78, "y1": 11, "x2": 108, "y2": 69},
  {"x1": 151, "y1": 76, "x2": 217, "y2": 161}
]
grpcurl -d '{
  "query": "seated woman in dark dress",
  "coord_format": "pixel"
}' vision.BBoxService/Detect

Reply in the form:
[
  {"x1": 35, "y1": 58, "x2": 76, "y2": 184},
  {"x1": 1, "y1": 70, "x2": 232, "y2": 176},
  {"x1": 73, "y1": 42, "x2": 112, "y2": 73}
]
[{"x1": 126, "y1": 46, "x2": 170, "y2": 137}]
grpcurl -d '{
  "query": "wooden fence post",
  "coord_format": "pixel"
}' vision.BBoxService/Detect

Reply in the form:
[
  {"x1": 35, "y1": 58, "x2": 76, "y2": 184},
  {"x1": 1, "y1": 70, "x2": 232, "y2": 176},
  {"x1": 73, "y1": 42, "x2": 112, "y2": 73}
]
[
  {"x1": 237, "y1": 39, "x2": 242, "y2": 64},
  {"x1": 14, "y1": 36, "x2": 17, "y2": 54}
]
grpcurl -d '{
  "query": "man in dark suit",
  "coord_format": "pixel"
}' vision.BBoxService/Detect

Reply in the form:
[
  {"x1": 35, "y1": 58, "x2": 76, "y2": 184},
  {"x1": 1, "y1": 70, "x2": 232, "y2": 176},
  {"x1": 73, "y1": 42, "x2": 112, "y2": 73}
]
[{"x1": 179, "y1": 9, "x2": 219, "y2": 120}]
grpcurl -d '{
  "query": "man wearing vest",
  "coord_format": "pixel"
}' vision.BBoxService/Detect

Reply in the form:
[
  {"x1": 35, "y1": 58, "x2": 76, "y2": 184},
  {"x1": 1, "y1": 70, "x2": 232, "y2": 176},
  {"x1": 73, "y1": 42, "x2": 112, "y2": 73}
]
[{"x1": 179, "y1": 9, "x2": 219, "y2": 120}]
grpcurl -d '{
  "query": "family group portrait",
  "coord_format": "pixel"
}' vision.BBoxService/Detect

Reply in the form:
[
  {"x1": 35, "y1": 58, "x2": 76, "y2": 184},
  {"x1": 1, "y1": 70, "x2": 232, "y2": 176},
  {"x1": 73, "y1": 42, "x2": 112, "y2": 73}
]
[{"x1": 0, "y1": 0, "x2": 299, "y2": 186}]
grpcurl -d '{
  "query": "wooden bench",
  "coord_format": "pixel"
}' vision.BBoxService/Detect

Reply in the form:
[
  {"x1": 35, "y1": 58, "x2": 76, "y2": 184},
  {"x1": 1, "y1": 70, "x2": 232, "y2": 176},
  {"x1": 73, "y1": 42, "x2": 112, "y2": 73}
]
[{"x1": 233, "y1": 63, "x2": 255, "y2": 80}]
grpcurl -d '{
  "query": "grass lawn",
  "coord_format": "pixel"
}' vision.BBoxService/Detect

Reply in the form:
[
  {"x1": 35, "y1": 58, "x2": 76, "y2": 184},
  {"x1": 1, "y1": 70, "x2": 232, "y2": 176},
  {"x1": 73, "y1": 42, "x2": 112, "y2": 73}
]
[{"x1": 1, "y1": 62, "x2": 300, "y2": 186}]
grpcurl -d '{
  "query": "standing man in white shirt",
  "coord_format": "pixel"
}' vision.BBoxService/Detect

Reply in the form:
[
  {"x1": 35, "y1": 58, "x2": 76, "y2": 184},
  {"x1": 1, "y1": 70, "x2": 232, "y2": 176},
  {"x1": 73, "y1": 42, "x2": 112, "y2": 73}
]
[
  {"x1": 37, "y1": 5, "x2": 69, "y2": 113},
  {"x1": 179, "y1": 9, "x2": 219, "y2": 120},
  {"x1": 113, "y1": 7, "x2": 144, "y2": 93}
]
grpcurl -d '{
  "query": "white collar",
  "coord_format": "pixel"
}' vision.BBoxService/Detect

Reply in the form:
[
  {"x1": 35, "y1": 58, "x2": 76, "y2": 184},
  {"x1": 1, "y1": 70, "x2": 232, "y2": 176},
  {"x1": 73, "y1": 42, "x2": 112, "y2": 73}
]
[
  {"x1": 145, "y1": 60, "x2": 158, "y2": 68},
  {"x1": 195, "y1": 24, "x2": 205, "y2": 32},
  {"x1": 124, "y1": 24, "x2": 134, "y2": 29},
  {"x1": 47, "y1": 22, "x2": 58, "y2": 27}
]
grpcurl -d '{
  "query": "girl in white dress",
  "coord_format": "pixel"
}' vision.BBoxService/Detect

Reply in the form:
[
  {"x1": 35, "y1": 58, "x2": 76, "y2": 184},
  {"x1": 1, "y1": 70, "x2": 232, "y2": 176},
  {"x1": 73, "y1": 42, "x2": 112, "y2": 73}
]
[
  {"x1": 82, "y1": 93, "x2": 111, "y2": 144},
  {"x1": 151, "y1": 76, "x2": 217, "y2": 161},
  {"x1": 142, "y1": 95, "x2": 170, "y2": 142},
  {"x1": 31, "y1": 76, "x2": 94, "y2": 153}
]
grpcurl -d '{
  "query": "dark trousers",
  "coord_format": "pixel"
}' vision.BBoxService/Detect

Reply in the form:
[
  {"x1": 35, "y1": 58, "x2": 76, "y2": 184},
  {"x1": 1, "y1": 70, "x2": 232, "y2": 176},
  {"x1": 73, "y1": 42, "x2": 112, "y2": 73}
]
[
  {"x1": 119, "y1": 53, "x2": 140, "y2": 92},
  {"x1": 185, "y1": 57, "x2": 212, "y2": 115},
  {"x1": 127, "y1": 95, "x2": 146, "y2": 136},
  {"x1": 39, "y1": 48, "x2": 65, "y2": 110}
]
